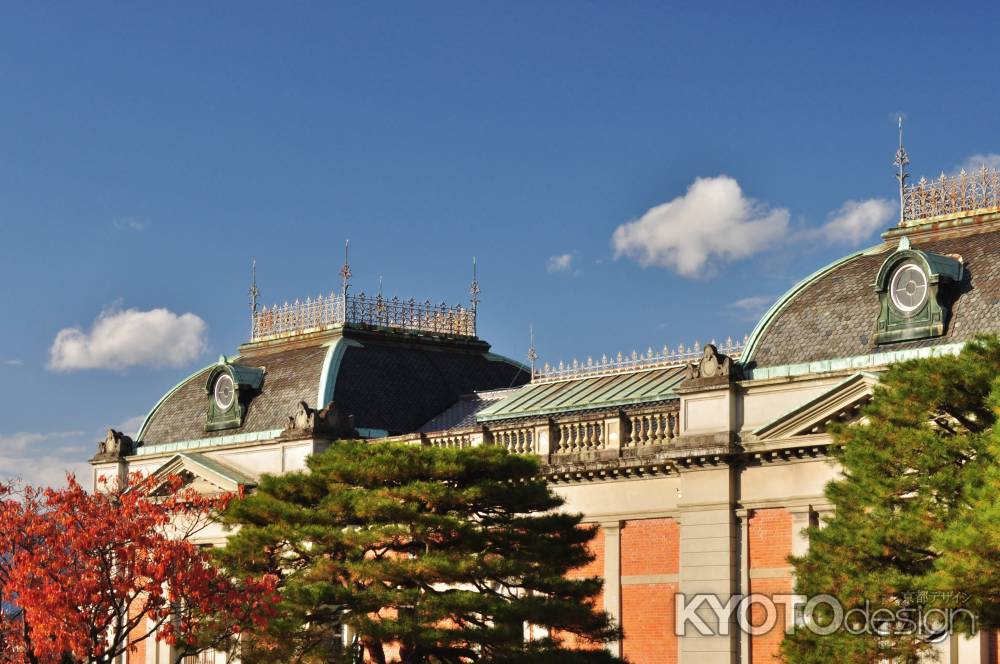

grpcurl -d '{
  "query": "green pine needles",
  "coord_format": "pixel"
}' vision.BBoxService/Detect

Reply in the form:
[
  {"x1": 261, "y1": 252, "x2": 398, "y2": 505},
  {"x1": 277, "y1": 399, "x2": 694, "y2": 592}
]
[
  {"x1": 216, "y1": 440, "x2": 624, "y2": 664},
  {"x1": 784, "y1": 336, "x2": 1000, "y2": 663}
]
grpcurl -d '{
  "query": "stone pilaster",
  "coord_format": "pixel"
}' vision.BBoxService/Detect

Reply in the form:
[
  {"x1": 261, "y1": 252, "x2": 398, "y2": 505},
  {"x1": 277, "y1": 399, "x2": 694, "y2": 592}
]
[
  {"x1": 603, "y1": 414, "x2": 626, "y2": 453},
  {"x1": 735, "y1": 508, "x2": 751, "y2": 664},
  {"x1": 602, "y1": 520, "x2": 623, "y2": 658},
  {"x1": 677, "y1": 467, "x2": 738, "y2": 664},
  {"x1": 534, "y1": 421, "x2": 556, "y2": 460}
]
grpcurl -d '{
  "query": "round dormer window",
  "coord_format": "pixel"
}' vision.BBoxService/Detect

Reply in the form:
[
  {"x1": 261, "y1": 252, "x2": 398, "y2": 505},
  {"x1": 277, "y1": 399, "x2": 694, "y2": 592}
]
[
  {"x1": 214, "y1": 374, "x2": 235, "y2": 411},
  {"x1": 890, "y1": 263, "x2": 928, "y2": 314}
]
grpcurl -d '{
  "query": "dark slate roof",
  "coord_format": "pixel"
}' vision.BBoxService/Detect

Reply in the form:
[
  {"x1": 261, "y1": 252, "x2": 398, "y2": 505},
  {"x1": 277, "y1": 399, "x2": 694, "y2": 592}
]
[
  {"x1": 477, "y1": 366, "x2": 688, "y2": 422},
  {"x1": 747, "y1": 229, "x2": 1000, "y2": 368},
  {"x1": 418, "y1": 389, "x2": 521, "y2": 433},
  {"x1": 140, "y1": 345, "x2": 328, "y2": 445},
  {"x1": 138, "y1": 328, "x2": 530, "y2": 446},
  {"x1": 333, "y1": 341, "x2": 528, "y2": 434}
]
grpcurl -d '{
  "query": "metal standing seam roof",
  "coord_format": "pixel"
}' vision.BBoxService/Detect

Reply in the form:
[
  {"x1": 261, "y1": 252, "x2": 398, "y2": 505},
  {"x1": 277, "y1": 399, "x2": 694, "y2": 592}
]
[{"x1": 475, "y1": 366, "x2": 689, "y2": 422}]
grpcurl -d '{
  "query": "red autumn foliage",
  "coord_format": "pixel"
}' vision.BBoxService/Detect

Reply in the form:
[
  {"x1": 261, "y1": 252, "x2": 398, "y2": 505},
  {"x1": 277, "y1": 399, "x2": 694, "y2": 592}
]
[{"x1": 0, "y1": 473, "x2": 278, "y2": 664}]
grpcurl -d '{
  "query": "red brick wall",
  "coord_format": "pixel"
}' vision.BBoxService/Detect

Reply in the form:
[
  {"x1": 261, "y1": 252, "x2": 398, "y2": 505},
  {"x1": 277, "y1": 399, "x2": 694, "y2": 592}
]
[
  {"x1": 559, "y1": 526, "x2": 606, "y2": 650},
  {"x1": 748, "y1": 509, "x2": 793, "y2": 664},
  {"x1": 748, "y1": 576, "x2": 792, "y2": 664},
  {"x1": 748, "y1": 508, "x2": 792, "y2": 570},
  {"x1": 620, "y1": 518, "x2": 679, "y2": 664},
  {"x1": 622, "y1": 517, "x2": 679, "y2": 576}
]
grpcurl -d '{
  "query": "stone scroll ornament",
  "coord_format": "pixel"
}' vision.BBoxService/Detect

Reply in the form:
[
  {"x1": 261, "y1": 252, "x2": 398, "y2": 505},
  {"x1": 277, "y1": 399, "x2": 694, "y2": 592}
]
[
  {"x1": 685, "y1": 344, "x2": 737, "y2": 381},
  {"x1": 93, "y1": 429, "x2": 136, "y2": 460},
  {"x1": 284, "y1": 401, "x2": 357, "y2": 439}
]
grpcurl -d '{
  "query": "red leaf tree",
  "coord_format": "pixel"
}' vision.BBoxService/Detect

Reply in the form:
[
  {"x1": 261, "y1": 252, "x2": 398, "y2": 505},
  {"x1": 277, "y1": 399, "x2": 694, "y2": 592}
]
[{"x1": 0, "y1": 474, "x2": 277, "y2": 664}]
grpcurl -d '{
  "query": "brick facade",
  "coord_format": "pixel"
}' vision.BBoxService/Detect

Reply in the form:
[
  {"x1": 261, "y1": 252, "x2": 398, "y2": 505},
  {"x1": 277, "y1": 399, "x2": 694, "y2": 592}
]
[
  {"x1": 621, "y1": 518, "x2": 679, "y2": 664},
  {"x1": 748, "y1": 508, "x2": 793, "y2": 664}
]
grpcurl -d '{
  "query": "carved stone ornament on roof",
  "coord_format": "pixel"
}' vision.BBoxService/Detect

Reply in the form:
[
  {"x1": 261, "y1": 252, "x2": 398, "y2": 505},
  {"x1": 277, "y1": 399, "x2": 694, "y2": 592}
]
[
  {"x1": 283, "y1": 400, "x2": 357, "y2": 440},
  {"x1": 684, "y1": 344, "x2": 739, "y2": 385},
  {"x1": 92, "y1": 429, "x2": 136, "y2": 461}
]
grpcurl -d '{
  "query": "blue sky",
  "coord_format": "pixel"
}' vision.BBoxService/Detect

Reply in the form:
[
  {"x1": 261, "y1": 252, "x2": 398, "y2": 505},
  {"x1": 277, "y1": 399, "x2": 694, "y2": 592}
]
[{"x1": 2, "y1": 1, "x2": 999, "y2": 484}]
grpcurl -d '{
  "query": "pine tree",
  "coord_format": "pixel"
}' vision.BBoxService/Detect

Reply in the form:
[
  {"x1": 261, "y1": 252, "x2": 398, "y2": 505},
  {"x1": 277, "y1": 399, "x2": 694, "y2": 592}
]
[
  {"x1": 783, "y1": 337, "x2": 1000, "y2": 663},
  {"x1": 216, "y1": 440, "x2": 624, "y2": 664}
]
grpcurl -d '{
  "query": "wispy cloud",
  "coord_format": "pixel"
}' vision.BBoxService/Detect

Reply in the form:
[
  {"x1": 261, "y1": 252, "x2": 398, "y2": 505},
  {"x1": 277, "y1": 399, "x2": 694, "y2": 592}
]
[
  {"x1": 0, "y1": 431, "x2": 90, "y2": 487},
  {"x1": 115, "y1": 415, "x2": 146, "y2": 438},
  {"x1": 0, "y1": 431, "x2": 84, "y2": 455},
  {"x1": 611, "y1": 175, "x2": 789, "y2": 278},
  {"x1": 727, "y1": 295, "x2": 777, "y2": 321},
  {"x1": 113, "y1": 217, "x2": 147, "y2": 232},
  {"x1": 1, "y1": 359, "x2": 22, "y2": 366},
  {"x1": 546, "y1": 253, "x2": 575, "y2": 274},
  {"x1": 49, "y1": 304, "x2": 207, "y2": 372},
  {"x1": 956, "y1": 153, "x2": 1000, "y2": 174},
  {"x1": 804, "y1": 198, "x2": 896, "y2": 246},
  {"x1": 0, "y1": 453, "x2": 92, "y2": 488}
]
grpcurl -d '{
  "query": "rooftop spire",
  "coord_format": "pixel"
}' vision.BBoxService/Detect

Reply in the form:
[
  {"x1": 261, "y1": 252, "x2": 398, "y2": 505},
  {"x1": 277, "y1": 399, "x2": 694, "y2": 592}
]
[
  {"x1": 527, "y1": 324, "x2": 538, "y2": 376},
  {"x1": 340, "y1": 239, "x2": 352, "y2": 301},
  {"x1": 894, "y1": 115, "x2": 910, "y2": 226},
  {"x1": 470, "y1": 256, "x2": 480, "y2": 335},
  {"x1": 248, "y1": 258, "x2": 260, "y2": 338}
]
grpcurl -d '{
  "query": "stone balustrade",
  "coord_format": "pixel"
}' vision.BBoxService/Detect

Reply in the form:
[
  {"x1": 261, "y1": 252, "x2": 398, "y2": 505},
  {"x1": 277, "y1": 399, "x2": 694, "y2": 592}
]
[{"x1": 389, "y1": 402, "x2": 681, "y2": 462}]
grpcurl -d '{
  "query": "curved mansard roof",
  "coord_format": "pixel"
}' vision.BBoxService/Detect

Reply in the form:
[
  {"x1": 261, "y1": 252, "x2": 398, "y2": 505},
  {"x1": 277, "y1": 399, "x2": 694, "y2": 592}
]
[
  {"x1": 138, "y1": 327, "x2": 529, "y2": 446},
  {"x1": 743, "y1": 219, "x2": 1000, "y2": 369}
]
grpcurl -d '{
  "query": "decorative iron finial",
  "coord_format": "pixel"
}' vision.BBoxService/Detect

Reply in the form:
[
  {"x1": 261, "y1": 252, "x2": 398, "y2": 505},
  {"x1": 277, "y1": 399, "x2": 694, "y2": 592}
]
[
  {"x1": 470, "y1": 256, "x2": 480, "y2": 334},
  {"x1": 340, "y1": 240, "x2": 352, "y2": 301},
  {"x1": 249, "y1": 258, "x2": 260, "y2": 338},
  {"x1": 527, "y1": 324, "x2": 538, "y2": 376},
  {"x1": 894, "y1": 115, "x2": 910, "y2": 226}
]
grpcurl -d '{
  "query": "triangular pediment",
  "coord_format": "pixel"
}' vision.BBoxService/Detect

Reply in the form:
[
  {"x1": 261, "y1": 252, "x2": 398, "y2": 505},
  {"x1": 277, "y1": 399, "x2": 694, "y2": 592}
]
[
  {"x1": 147, "y1": 452, "x2": 257, "y2": 495},
  {"x1": 753, "y1": 372, "x2": 878, "y2": 442}
]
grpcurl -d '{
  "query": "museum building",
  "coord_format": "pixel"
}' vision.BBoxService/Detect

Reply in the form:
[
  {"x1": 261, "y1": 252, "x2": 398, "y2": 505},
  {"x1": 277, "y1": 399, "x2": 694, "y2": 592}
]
[{"x1": 91, "y1": 163, "x2": 1000, "y2": 664}]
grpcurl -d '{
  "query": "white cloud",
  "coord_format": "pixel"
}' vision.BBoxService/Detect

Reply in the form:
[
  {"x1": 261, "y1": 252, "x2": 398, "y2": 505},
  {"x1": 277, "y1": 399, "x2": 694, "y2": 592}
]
[
  {"x1": 0, "y1": 431, "x2": 89, "y2": 487},
  {"x1": 115, "y1": 415, "x2": 147, "y2": 438},
  {"x1": 957, "y1": 153, "x2": 1000, "y2": 173},
  {"x1": 611, "y1": 176, "x2": 790, "y2": 277},
  {"x1": 0, "y1": 431, "x2": 82, "y2": 455},
  {"x1": 808, "y1": 198, "x2": 896, "y2": 246},
  {"x1": 1, "y1": 359, "x2": 22, "y2": 366},
  {"x1": 727, "y1": 295, "x2": 777, "y2": 321},
  {"x1": 0, "y1": 454, "x2": 92, "y2": 488},
  {"x1": 546, "y1": 253, "x2": 575, "y2": 273},
  {"x1": 49, "y1": 305, "x2": 207, "y2": 372},
  {"x1": 113, "y1": 217, "x2": 146, "y2": 231}
]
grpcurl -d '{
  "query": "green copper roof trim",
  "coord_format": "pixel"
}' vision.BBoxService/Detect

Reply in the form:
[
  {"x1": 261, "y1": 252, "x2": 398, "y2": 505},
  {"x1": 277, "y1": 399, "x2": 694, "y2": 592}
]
[
  {"x1": 317, "y1": 337, "x2": 361, "y2": 408},
  {"x1": 742, "y1": 342, "x2": 964, "y2": 381},
  {"x1": 357, "y1": 427, "x2": 389, "y2": 438},
  {"x1": 135, "y1": 428, "x2": 285, "y2": 456},
  {"x1": 742, "y1": 244, "x2": 885, "y2": 365},
  {"x1": 135, "y1": 360, "x2": 222, "y2": 442}
]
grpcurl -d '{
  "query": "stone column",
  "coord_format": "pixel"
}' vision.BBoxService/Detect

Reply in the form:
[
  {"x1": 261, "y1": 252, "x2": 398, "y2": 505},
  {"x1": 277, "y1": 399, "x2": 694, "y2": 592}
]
[{"x1": 602, "y1": 521, "x2": 623, "y2": 658}]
